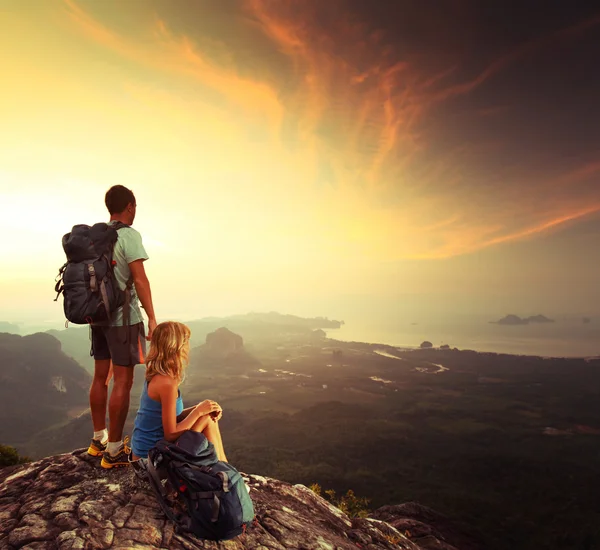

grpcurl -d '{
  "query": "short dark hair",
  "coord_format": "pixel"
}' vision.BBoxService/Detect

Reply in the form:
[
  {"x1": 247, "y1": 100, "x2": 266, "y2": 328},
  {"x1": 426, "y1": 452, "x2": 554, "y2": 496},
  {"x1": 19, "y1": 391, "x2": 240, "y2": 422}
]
[{"x1": 105, "y1": 185, "x2": 136, "y2": 215}]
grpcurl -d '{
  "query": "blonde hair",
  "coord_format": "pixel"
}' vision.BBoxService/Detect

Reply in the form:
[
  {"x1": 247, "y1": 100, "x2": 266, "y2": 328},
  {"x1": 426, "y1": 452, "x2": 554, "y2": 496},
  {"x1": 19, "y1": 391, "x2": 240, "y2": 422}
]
[{"x1": 145, "y1": 321, "x2": 191, "y2": 384}]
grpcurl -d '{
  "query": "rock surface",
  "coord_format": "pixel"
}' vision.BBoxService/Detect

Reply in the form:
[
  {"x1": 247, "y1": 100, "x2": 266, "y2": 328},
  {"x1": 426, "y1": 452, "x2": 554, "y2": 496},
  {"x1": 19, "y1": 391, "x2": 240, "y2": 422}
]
[
  {"x1": 0, "y1": 450, "x2": 477, "y2": 549},
  {"x1": 371, "y1": 504, "x2": 483, "y2": 550}
]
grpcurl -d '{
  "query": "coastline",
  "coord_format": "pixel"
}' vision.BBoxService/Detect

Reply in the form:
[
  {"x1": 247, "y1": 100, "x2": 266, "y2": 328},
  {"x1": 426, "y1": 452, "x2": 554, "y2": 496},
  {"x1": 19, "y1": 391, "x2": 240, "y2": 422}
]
[{"x1": 324, "y1": 324, "x2": 600, "y2": 360}]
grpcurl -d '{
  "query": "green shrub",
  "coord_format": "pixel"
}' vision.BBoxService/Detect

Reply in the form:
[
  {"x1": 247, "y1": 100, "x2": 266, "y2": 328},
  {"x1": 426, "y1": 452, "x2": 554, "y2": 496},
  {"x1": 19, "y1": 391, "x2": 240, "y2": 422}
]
[
  {"x1": 309, "y1": 484, "x2": 370, "y2": 518},
  {"x1": 0, "y1": 444, "x2": 30, "y2": 468}
]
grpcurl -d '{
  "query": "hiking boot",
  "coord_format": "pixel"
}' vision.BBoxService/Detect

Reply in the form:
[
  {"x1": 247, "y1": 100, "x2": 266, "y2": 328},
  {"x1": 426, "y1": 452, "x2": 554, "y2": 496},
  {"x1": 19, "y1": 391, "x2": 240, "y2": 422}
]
[
  {"x1": 100, "y1": 437, "x2": 131, "y2": 469},
  {"x1": 87, "y1": 438, "x2": 107, "y2": 457}
]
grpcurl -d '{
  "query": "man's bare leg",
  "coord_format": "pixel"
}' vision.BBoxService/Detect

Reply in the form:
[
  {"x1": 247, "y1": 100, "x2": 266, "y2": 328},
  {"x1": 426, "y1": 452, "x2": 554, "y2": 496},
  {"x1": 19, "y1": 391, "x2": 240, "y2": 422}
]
[
  {"x1": 90, "y1": 359, "x2": 111, "y2": 432},
  {"x1": 108, "y1": 364, "x2": 134, "y2": 444}
]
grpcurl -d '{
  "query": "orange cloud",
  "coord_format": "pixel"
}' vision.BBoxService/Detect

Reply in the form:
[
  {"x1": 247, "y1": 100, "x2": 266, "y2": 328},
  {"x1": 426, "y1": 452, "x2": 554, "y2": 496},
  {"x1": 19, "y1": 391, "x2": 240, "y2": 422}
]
[
  {"x1": 59, "y1": 0, "x2": 600, "y2": 261},
  {"x1": 484, "y1": 205, "x2": 600, "y2": 248},
  {"x1": 63, "y1": 0, "x2": 284, "y2": 133},
  {"x1": 556, "y1": 161, "x2": 600, "y2": 186},
  {"x1": 244, "y1": 0, "x2": 427, "y2": 194},
  {"x1": 63, "y1": 0, "x2": 124, "y2": 51}
]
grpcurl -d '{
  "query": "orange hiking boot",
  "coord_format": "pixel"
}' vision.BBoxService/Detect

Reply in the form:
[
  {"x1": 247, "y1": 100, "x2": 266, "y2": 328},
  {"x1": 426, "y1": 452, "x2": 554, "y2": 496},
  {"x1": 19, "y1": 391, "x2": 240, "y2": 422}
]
[
  {"x1": 100, "y1": 436, "x2": 131, "y2": 469},
  {"x1": 87, "y1": 437, "x2": 107, "y2": 457}
]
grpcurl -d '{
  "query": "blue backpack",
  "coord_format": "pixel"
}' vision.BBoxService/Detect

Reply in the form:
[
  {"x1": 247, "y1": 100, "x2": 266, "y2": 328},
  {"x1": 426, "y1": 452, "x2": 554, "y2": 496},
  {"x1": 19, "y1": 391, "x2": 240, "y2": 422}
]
[
  {"x1": 54, "y1": 222, "x2": 133, "y2": 325},
  {"x1": 146, "y1": 431, "x2": 255, "y2": 541}
]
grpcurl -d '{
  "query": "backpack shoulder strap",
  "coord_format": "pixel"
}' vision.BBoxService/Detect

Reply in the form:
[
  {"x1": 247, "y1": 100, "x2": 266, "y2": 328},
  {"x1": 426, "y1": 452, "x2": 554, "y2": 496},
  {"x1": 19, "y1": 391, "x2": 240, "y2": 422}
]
[
  {"x1": 109, "y1": 221, "x2": 130, "y2": 231},
  {"x1": 146, "y1": 457, "x2": 182, "y2": 525},
  {"x1": 106, "y1": 221, "x2": 134, "y2": 329},
  {"x1": 53, "y1": 262, "x2": 68, "y2": 302}
]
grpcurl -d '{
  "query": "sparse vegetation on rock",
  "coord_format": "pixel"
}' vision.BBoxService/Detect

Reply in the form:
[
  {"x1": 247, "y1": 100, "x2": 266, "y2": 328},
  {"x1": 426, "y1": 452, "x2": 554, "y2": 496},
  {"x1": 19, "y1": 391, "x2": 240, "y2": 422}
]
[
  {"x1": 0, "y1": 444, "x2": 30, "y2": 468},
  {"x1": 309, "y1": 483, "x2": 370, "y2": 518}
]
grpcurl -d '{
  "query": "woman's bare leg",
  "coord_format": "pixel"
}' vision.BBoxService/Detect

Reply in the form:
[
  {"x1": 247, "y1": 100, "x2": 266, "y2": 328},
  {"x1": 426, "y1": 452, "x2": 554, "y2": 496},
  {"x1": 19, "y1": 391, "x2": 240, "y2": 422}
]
[
  {"x1": 204, "y1": 419, "x2": 227, "y2": 462},
  {"x1": 190, "y1": 416, "x2": 227, "y2": 462}
]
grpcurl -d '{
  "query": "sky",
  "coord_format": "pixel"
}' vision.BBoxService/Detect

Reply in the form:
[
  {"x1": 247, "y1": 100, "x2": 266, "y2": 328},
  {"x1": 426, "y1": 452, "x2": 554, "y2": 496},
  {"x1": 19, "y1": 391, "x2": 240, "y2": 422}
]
[{"x1": 1, "y1": 0, "x2": 599, "y2": 329}]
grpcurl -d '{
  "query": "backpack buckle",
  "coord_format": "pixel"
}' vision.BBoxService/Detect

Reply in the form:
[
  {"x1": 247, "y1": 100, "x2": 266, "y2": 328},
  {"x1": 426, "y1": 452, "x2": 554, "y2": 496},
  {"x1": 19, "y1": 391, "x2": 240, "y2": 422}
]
[{"x1": 88, "y1": 264, "x2": 97, "y2": 292}]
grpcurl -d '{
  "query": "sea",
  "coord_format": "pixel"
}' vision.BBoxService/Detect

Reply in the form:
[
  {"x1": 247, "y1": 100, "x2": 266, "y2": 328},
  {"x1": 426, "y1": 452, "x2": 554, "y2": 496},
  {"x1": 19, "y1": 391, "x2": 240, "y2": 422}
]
[{"x1": 325, "y1": 317, "x2": 600, "y2": 358}]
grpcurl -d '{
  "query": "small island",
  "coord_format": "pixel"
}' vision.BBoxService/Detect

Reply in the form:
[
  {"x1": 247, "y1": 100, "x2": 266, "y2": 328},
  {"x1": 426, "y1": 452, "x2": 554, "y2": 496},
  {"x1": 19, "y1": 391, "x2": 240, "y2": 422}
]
[{"x1": 490, "y1": 314, "x2": 555, "y2": 325}]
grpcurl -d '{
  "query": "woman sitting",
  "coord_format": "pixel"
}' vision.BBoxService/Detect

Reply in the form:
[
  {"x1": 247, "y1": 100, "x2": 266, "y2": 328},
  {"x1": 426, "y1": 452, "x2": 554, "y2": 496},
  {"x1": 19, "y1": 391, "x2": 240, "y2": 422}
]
[{"x1": 131, "y1": 321, "x2": 227, "y2": 468}]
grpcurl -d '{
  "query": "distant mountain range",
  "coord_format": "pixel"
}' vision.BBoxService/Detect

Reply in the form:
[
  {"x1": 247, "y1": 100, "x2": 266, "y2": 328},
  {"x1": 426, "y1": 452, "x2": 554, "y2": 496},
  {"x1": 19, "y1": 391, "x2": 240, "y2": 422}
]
[
  {"x1": 36, "y1": 312, "x2": 345, "y2": 372},
  {"x1": 0, "y1": 322, "x2": 20, "y2": 334},
  {"x1": 190, "y1": 312, "x2": 344, "y2": 329},
  {"x1": 0, "y1": 332, "x2": 90, "y2": 446}
]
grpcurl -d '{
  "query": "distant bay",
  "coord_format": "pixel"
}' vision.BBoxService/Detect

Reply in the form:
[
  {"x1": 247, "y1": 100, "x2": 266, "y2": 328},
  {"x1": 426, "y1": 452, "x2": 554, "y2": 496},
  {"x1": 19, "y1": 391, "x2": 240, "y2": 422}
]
[{"x1": 326, "y1": 317, "x2": 600, "y2": 358}]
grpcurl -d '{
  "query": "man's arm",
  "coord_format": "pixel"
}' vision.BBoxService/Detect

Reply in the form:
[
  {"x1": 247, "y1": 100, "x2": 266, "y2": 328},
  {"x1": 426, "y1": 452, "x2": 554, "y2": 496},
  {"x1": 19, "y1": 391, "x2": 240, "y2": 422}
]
[{"x1": 129, "y1": 259, "x2": 157, "y2": 339}]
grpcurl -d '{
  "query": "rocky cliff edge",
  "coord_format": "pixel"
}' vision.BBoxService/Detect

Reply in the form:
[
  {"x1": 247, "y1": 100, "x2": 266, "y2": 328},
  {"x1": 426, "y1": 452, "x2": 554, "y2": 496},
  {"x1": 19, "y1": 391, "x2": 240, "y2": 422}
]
[{"x1": 0, "y1": 450, "x2": 479, "y2": 550}]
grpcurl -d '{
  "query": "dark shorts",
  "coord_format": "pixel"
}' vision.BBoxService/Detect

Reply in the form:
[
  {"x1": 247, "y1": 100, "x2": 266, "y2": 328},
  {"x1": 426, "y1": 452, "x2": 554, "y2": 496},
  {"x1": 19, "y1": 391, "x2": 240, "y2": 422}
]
[{"x1": 90, "y1": 322, "x2": 146, "y2": 367}]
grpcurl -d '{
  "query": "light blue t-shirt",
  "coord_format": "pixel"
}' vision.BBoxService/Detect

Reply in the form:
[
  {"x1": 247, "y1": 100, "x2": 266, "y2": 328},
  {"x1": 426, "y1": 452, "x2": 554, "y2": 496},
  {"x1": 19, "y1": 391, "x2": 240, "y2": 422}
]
[{"x1": 108, "y1": 221, "x2": 149, "y2": 326}]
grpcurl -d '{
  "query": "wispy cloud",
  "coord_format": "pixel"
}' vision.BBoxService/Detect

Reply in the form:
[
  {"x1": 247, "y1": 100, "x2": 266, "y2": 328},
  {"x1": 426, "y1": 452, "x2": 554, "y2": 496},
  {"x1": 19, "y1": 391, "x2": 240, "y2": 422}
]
[
  {"x1": 431, "y1": 11, "x2": 600, "y2": 102},
  {"x1": 58, "y1": 0, "x2": 600, "y2": 261}
]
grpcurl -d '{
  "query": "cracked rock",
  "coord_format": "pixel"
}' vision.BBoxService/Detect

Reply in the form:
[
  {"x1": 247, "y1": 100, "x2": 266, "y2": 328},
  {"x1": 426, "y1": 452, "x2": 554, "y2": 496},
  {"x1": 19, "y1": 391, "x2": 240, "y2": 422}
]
[{"x1": 0, "y1": 448, "x2": 481, "y2": 550}]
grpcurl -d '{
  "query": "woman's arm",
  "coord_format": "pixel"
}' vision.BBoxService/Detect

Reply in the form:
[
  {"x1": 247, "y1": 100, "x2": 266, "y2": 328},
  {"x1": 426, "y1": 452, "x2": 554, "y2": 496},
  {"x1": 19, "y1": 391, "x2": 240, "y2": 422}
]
[
  {"x1": 156, "y1": 380, "x2": 222, "y2": 441},
  {"x1": 176, "y1": 407, "x2": 196, "y2": 423}
]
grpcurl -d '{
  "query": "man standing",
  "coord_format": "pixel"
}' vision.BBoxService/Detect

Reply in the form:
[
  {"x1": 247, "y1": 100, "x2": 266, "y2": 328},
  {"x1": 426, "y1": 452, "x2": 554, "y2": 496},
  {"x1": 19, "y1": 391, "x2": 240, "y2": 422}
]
[{"x1": 87, "y1": 185, "x2": 157, "y2": 468}]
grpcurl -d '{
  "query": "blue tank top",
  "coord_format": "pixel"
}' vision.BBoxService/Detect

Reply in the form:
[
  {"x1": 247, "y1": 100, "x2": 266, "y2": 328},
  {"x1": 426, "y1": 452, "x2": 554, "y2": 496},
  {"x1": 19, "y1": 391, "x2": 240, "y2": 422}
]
[{"x1": 131, "y1": 379, "x2": 184, "y2": 458}]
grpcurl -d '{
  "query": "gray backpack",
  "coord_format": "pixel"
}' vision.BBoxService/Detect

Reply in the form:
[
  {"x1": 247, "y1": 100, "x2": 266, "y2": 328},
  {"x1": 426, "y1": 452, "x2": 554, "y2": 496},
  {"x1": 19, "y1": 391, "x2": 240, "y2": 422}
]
[{"x1": 54, "y1": 222, "x2": 132, "y2": 325}]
